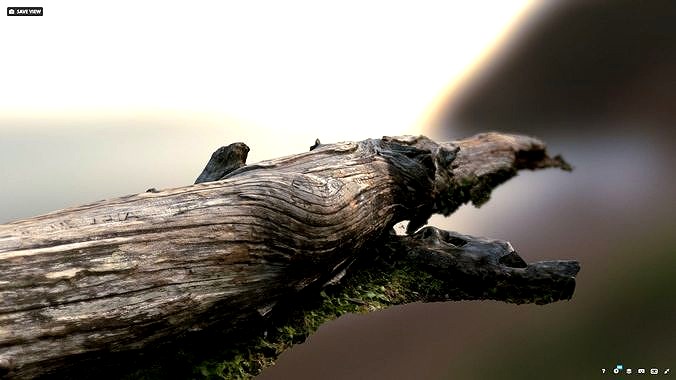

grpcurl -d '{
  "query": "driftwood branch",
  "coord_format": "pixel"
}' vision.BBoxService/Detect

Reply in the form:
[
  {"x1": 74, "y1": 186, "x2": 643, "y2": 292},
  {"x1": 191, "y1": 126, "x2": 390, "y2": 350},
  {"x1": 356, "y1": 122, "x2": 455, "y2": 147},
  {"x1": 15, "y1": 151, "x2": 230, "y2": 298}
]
[
  {"x1": 0, "y1": 133, "x2": 577, "y2": 378},
  {"x1": 381, "y1": 227, "x2": 579, "y2": 304}
]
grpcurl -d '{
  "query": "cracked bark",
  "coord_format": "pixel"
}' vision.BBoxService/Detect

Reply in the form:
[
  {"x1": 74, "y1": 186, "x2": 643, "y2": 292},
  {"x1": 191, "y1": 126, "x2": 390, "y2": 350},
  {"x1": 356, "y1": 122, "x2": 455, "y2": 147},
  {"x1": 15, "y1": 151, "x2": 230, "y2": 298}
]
[{"x1": 0, "y1": 133, "x2": 578, "y2": 379}]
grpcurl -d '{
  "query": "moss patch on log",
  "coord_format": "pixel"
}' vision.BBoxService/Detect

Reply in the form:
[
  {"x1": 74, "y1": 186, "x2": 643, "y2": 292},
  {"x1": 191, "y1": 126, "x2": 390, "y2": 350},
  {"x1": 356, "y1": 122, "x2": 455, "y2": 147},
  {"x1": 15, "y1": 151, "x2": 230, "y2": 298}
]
[{"x1": 193, "y1": 253, "x2": 446, "y2": 379}]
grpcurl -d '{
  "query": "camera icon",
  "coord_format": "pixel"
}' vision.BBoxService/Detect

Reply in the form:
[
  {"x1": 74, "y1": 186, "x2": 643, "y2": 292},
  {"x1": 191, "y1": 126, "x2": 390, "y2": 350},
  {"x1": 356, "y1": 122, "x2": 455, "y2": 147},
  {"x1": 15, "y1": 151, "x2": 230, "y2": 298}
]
[{"x1": 8, "y1": 8, "x2": 15, "y2": 15}]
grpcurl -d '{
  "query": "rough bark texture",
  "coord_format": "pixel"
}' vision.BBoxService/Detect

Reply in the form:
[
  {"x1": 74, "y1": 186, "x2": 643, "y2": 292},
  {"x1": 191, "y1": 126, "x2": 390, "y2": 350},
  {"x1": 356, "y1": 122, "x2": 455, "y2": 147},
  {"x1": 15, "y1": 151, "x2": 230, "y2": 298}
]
[{"x1": 0, "y1": 133, "x2": 576, "y2": 379}]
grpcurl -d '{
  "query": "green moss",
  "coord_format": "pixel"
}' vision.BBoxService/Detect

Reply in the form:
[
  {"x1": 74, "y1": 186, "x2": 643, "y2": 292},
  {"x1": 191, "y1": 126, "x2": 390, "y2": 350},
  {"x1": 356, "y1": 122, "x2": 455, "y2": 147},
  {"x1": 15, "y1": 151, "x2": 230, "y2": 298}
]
[
  {"x1": 104, "y1": 241, "x2": 567, "y2": 380},
  {"x1": 193, "y1": 255, "x2": 447, "y2": 379}
]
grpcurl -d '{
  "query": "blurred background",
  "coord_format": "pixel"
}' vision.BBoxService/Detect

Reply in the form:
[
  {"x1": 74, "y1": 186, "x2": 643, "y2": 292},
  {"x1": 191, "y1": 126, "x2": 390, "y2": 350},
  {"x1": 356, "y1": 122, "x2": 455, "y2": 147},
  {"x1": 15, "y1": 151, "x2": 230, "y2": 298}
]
[{"x1": 1, "y1": 1, "x2": 674, "y2": 379}]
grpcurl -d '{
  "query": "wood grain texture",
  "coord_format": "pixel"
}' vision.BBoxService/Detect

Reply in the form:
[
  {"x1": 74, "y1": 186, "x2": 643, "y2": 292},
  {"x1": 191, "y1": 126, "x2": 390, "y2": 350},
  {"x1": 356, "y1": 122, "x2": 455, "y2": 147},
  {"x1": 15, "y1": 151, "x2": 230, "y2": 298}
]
[{"x1": 0, "y1": 133, "x2": 572, "y2": 378}]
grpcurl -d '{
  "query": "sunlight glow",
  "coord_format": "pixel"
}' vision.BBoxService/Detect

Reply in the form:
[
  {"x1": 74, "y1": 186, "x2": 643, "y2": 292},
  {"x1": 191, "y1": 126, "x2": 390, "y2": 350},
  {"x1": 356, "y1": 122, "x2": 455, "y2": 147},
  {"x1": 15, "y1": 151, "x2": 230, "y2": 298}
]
[{"x1": 1, "y1": 1, "x2": 534, "y2": 142}]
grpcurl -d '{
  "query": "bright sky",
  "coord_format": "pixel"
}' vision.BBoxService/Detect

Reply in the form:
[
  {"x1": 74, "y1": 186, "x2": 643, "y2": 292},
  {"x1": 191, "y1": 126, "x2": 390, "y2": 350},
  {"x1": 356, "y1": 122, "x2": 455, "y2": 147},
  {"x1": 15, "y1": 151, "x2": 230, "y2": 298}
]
[{"x1": 1, "y1": 1, "x2": 534, "y2": 140}]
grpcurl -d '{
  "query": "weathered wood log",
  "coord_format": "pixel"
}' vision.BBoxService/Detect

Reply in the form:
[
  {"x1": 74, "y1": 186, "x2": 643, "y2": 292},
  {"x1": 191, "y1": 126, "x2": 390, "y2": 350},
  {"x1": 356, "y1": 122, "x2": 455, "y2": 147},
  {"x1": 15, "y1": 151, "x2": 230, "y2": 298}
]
[{"x1": 0, "y1": 133, "x2": 574, "y2": 378}]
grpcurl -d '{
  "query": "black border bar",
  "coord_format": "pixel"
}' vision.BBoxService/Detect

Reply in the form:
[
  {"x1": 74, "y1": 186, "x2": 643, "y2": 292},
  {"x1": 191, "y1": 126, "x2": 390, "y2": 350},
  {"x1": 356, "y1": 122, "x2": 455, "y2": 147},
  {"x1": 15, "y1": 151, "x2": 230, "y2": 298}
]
[{"x1": 7, "y1": 7, "x2": 43, "y2": 16}]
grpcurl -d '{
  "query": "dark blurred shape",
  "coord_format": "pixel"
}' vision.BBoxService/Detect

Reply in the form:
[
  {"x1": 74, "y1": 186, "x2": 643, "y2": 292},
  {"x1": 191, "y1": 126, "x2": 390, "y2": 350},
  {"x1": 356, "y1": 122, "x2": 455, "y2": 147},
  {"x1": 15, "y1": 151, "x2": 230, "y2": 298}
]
[{"x1": 439, "y1": 0, "x2": 676, "y2": 137}]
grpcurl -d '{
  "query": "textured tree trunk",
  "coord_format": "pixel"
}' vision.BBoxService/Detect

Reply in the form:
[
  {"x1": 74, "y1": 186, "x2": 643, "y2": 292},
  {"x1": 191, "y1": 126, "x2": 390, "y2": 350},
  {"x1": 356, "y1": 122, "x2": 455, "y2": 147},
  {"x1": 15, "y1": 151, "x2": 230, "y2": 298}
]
[{"x1": 0, "y1": 133, "x2": 577, "y2": 378}]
